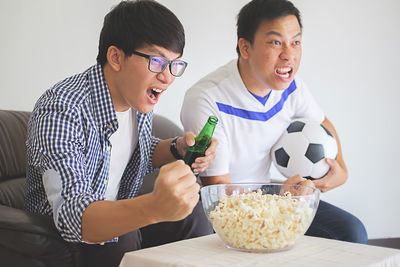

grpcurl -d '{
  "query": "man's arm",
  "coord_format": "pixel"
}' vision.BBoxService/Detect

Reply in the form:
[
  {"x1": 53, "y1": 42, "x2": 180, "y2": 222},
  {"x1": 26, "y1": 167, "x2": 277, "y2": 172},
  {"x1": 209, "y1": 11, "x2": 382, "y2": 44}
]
[
  {"x1": 151, "y1": 138, "x2": 178, "y2": 167},
  {"x1": 82, "y1": 160, "x2": 199, "y2": 243},
  {"x1": 152, "y1": 134, "x2": 218, "y2": 174},
  {"x1": 30, "y1": 104, "x2": 199, "y2": 243},
  {"x1": 312, "y1": 117, "x2": 348, "y2": 192}
]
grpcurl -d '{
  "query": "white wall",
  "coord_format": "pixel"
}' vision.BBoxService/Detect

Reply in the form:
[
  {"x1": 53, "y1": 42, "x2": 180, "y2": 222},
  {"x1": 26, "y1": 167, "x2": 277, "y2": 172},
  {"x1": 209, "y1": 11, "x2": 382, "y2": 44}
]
[{"x1": 1, "y1": 0, "x2": 399, "y2": 239}]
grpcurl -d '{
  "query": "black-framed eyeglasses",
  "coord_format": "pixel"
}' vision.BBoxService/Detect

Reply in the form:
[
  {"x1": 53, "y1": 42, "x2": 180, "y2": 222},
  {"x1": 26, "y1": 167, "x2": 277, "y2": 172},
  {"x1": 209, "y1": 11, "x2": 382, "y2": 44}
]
[{"x1": 132, "y1": 50, "x2": 188, "y2": 77}]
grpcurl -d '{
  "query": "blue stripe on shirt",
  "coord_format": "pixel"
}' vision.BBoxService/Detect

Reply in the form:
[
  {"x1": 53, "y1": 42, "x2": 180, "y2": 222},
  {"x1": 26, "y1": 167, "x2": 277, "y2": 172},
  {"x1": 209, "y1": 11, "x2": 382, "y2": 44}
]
[{"x1": 216, "y1": 80, "x2": 297, "y2": 122}]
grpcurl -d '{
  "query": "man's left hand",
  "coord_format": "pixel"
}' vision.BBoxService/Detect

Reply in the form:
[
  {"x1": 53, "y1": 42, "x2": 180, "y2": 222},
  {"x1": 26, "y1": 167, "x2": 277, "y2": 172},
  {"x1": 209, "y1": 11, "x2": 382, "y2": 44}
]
[
  {"x1": 177, "y1": 132, "x2": 218, "y2": 174},
  {"x1": 312, "y1": 158, "x2": 348, "y2": 192}
]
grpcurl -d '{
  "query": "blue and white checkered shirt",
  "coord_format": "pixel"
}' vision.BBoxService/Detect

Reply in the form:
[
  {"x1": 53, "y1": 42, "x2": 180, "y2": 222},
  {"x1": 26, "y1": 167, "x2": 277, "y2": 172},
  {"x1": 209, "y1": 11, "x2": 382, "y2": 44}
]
[{"x1": 25, "y1": 64, "x2": 160, "y2": 243}]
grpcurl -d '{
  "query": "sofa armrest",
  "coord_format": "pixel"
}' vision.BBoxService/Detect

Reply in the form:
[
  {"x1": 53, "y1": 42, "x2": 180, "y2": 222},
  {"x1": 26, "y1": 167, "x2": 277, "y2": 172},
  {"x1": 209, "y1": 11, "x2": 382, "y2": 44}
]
[
  {"x1": 0, "y1": 205, "x2": 78, "y2": 259},
  {"x1": 0, "y1": 205, "x2": 60, "y2": 238},
  {"x1": 0, "y1": 205, "x2": 82, "y2": 266}
]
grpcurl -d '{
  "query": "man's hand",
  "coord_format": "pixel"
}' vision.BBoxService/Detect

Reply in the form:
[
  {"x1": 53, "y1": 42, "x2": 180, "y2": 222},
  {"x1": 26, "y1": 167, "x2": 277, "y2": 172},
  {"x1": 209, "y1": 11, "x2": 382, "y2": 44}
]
[
  {"x1": 149, "y1": 160, "x2": 200, "y2": 222},
  {"x1": 282, "y1": 174, "x2": 316, "y2": 196},
  {"x1": 283, "y1": 157, "x2": 348, "y2": 194},
  {"x1": 177, "y1": 132, "x2": 218, "y2": 174},
  {"x1": 81, "y1": 160, "x2": 199, "y2": 243},
  {"x1": 313, "y1": 158, "x2": 348, "y2": 192}
]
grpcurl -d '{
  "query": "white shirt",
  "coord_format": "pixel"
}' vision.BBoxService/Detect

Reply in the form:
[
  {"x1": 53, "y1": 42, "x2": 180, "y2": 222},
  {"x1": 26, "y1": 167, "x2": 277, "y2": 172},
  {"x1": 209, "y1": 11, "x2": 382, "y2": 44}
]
[
  {"x1": 181, "y1": 59, "x2": 324, "y2": 183},
  {"x1": 105, "y1": 108, "x2": 138, "y2": 200}
]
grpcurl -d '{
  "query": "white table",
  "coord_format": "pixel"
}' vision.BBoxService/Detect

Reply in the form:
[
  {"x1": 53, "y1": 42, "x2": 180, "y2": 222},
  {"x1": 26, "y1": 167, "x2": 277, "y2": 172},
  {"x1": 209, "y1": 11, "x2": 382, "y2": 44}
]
[{"x1": 119, "y1": 234, "x2": 400, "y2": 267}]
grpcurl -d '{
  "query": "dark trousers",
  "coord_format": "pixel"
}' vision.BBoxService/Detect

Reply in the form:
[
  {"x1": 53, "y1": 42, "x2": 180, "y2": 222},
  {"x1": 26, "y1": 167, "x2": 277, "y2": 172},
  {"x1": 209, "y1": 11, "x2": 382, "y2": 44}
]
[
  {"x1": 305, "y1": 200, "x2": 368, "y2": 244},
  {"x1": 76, "y1": 200, "x2": 213, "y2": 267}
]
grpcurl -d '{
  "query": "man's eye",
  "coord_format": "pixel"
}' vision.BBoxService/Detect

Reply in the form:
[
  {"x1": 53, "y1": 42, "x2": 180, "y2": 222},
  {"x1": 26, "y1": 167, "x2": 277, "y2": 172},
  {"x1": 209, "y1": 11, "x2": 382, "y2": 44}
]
[
  {"x1": 293, "y1": 41, "x2": 301, "y2": 46},
  {"x1": 152, "y1": 57, "x2": 164, "y2": 65},
  {"x1": 273, "y1": 40, "x2": 281, "y2": 45}
]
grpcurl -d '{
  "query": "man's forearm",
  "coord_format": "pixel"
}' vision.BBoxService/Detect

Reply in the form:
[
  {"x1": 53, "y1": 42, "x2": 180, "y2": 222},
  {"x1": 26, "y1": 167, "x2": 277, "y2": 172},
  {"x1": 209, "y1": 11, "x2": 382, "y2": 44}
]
[
  {"x1": 152, "y1": 138, "x2": 177, "y2": 168},
  {"x1": 81, "y1": 194, "x2": 160, "y2": 243},
  {"x1": 322, "y1": 118, "x2": 348, "y2": 173}
]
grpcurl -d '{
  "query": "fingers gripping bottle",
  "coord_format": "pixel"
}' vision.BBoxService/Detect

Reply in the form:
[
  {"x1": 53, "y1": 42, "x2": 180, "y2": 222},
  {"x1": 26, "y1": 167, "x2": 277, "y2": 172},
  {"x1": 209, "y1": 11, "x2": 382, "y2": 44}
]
[{"x1": 184, "y1": 116, "x2": 218, "y2": 172}]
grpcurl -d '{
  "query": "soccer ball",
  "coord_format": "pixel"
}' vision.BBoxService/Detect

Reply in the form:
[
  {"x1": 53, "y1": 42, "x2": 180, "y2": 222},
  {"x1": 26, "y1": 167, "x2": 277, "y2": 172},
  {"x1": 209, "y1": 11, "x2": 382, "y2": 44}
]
[{"x1": 271, "y1": 118, "x2": 338, "y2": 180}]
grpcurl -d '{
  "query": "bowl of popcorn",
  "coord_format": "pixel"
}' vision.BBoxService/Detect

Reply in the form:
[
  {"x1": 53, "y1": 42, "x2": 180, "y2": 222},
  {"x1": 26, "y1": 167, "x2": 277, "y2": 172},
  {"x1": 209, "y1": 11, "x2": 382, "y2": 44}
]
[{"x1": 200, "y1": 183, "x2": 320, "y2": 253}]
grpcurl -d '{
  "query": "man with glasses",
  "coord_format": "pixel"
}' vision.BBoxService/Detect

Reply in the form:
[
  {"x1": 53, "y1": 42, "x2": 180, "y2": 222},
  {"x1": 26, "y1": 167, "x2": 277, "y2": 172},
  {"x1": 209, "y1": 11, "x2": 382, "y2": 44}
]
[
  {"x1": 25, "y1": 1, "x2": 215, "y2": 266},
  {"x1": 131, "y1": 50, "x2": 188, "y2": 77}
]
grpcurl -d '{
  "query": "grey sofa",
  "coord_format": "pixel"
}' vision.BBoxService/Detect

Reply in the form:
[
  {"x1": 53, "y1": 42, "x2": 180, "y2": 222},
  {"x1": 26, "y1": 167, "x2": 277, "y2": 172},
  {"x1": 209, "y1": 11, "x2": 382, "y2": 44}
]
[{"x1": 0, "y1": 110, "x2": 183, "y2": 267}]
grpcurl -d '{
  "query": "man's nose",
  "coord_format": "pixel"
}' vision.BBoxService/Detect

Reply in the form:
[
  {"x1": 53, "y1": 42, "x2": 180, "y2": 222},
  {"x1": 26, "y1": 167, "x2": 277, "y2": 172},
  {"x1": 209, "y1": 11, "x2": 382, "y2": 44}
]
[
  {"x1": 279, "y1": 44, "x2": 296, "y2": 61},
  {"x1": 157, "y1": 66, "x2": 175, "y2": 84}
]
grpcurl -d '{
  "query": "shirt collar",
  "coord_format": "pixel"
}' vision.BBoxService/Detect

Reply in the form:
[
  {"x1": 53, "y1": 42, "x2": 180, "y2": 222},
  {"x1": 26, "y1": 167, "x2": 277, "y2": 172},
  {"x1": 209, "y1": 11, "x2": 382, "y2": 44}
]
[
  {"x1": 231, "y1": 59, "x2": 252, "y2": 97},
  {"x1": 248, "y1": 90, "x2": 272, "y2": 105},
  {"x1": 88, "y1": 64, "x2": 118, "y2": 130}
]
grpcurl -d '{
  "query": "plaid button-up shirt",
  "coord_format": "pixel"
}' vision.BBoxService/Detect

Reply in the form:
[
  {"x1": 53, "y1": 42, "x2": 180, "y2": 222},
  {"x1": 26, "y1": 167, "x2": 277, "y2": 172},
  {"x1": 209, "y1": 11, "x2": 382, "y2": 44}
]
[{"x1": 25, "y1": 64, "x2": 160, "y2": 243}]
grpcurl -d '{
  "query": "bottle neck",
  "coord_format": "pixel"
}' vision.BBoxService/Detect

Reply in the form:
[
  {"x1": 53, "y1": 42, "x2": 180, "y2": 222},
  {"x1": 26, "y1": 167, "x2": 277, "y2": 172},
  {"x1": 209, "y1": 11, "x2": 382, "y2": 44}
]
[
  {"x1": 197, "y1": 116, "x2": 218, "y2": 138},
  {"x1": 197, "y1": 122, "x2": 216, "y2": 138}
]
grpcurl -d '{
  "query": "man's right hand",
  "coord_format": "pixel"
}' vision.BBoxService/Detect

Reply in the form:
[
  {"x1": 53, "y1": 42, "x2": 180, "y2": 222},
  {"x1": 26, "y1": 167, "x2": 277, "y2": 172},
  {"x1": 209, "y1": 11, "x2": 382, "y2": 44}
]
[
  {"x1": 81, "y1": 160, "x2": 199, "y2": 243},
  {"x1": 149, "y1": 160, "x2": 200, "y2": 222}
]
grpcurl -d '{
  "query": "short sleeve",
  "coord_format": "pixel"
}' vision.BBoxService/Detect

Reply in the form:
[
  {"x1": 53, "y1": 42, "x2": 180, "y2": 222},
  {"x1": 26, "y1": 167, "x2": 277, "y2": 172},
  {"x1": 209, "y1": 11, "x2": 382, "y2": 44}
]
[
  {"x1": 292, "y1": 78, "x2": 325, "y2": 123},
  {"x1": 180, "y1": 87, "x2": 230, "y2": 176}
]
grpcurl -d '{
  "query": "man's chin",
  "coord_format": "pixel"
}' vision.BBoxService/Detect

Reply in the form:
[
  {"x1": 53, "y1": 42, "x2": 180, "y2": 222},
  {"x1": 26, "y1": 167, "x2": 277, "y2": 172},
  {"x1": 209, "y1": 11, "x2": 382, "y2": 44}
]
[
  {"x1": 274, "y1": 80, "x2": 294, "y2": 90},
  {"x1": 138, "y1": 105, "x2": 155, "y2": 114}
]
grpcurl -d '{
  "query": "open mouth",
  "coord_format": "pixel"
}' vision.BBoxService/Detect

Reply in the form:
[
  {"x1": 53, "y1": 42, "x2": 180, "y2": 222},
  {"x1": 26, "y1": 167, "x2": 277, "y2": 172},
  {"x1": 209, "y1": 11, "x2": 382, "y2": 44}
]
[
  {"x1": 147, "y1": 88, "x2": 163, "y2": 100},
  {"x1": 275, "y1": 67, "x2": 293, "y2": 79}
]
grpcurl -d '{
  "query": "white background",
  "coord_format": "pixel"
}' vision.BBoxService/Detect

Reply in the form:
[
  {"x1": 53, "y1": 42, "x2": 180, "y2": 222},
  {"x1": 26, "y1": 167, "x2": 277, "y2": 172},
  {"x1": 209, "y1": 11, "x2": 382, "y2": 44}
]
[{"x1": 1, "y1": 0, "x2": 399, "y2": 239}]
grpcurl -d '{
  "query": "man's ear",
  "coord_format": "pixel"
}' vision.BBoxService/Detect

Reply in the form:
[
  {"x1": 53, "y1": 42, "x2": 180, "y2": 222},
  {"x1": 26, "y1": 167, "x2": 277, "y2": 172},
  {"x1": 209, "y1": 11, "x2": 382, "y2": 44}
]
[
  {"x1": 238, "y1": 38, "x2": 251, "y2": 59},
  {"x1": 106, "y1": 46, "x2": 123, "y2": 72}
]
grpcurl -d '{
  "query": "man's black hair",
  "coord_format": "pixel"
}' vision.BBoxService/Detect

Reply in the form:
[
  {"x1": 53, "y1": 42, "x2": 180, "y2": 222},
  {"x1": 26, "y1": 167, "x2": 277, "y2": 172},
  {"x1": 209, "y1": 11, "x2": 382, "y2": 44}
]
[
  {"x1": 236, "y1": 0, "x2": 302, "y2": 57},
  {"x1": 97, "y1": 0, "x2": 185, "y2": 66}
]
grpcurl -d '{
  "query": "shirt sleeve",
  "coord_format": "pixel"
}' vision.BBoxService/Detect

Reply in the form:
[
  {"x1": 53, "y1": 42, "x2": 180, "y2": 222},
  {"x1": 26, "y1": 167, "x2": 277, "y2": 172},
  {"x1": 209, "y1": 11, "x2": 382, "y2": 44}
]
[
  {"x1": 146, "y1": 135, "x2": 161, "y2": 175},
  {"x1": 28, "y1": 101, "x2": 104, "y2": 243},
  {"x1": 180, "y1": 87, "x2": 230, "y2": 177},
  {"x1": 292, "y1": 78, "x2": 325, "y2": 123}
]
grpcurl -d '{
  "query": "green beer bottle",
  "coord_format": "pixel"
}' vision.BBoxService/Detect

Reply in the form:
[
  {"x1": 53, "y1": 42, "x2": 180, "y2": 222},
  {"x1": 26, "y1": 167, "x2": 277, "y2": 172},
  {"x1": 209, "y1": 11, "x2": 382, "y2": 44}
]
[{"x1": 184, "y1": 116, "x2": 218, "y2": 172}]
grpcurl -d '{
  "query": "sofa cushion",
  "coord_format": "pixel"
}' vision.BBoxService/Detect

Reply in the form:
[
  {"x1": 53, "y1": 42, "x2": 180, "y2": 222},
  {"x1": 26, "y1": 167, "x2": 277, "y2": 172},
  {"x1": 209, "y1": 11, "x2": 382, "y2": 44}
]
[
  {"x1": 0, "y1": 177, "x2": 26, "y2": 209},
  {"x1": 0, "y1": 110, "x2": 31, "y2": 181},
  {"x1": 0, "y1": 206, "x2": 79, "y2": 267}
]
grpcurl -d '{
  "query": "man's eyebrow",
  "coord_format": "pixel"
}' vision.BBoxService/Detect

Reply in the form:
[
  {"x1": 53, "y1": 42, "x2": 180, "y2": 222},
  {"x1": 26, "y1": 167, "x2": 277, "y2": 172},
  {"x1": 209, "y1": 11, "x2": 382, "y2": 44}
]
[
  {"x1": 148, "y1": 48, "x2": 164, "y2": 57},
  {"x1": 148, "y1": 48, "x2": 181, "y2": 60},
  {"x1": 265, "y1": 31, "x2": 302, "y2": 38},
  {"x1": 265, "y1": 31, "x2": 282, "y2": 37},
  {"x1": 292, "y1": 32, "x2": 302, "y2": 39}
]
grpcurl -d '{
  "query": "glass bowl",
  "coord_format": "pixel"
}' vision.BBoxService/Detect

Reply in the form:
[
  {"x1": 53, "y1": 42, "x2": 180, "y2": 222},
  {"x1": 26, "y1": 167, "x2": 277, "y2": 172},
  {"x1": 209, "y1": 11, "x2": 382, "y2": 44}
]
[{"x1": 200, "y1": 183, "x2": 320, "y2": 253}]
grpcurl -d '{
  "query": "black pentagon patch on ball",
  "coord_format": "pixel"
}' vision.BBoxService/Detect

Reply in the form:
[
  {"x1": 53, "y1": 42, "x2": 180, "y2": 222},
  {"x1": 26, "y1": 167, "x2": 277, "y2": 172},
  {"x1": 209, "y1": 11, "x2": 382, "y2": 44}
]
[
  {"x1": 320, "y1": 124, "x2": 334, "y2": 137},
  {"x1": 287, "y1": 121, "x2": 305, "y2": 133},
  {"x1": 275, "y1": 148, "x2": 290, "y2": 167},
  {"x1": 305, "y1": 143, "x2": 324, "y2": 163}
]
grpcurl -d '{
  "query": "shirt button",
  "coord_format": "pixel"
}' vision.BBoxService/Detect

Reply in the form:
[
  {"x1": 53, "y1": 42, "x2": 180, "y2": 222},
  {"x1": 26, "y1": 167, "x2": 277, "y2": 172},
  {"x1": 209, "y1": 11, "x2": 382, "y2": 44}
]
[
  {"x1": 103, "y1": 180, "x2": 107, "y2": 185},
  {"x1": 106, "y1": 146, "x2": 111, "y2": 151}
]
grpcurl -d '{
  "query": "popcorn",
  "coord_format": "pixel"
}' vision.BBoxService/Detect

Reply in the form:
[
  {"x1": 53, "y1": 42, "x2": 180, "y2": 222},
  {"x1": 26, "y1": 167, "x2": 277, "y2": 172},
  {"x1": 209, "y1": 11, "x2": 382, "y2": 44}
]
[{"x1": 209, "y1": 189, "x2": 313, "y2": 250}]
